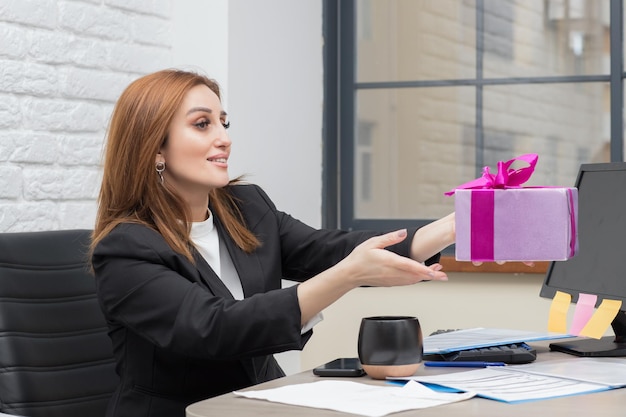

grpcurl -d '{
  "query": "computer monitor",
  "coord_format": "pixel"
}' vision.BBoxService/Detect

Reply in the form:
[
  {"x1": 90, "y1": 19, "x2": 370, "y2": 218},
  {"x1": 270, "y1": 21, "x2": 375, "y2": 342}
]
[{"x1": 540, "y1": 162, "x2": 626, "y2": 357}]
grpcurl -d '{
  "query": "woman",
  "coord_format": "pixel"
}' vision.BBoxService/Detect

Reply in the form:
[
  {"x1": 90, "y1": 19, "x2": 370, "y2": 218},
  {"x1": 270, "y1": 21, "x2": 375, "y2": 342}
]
[{"x1": 90, "y1": 69, "x2": 455, "y2": 417}]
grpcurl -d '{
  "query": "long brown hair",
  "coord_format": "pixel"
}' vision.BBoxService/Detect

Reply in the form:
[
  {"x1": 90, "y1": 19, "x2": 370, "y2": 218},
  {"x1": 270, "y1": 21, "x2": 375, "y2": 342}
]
[{"x1": 91, "y1": 69, "x2": 260, "y2": 262}]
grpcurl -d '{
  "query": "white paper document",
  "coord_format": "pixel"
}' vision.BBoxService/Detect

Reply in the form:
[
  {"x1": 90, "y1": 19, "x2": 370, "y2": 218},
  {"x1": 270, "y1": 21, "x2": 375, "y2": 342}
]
[
  {"x1": 509, "y1": 357, "x2": 626, "y2": 388},
  {"x1": 424, "y1": 327, "x2": 570, "y2": 354},
  {"x1": 391, "y1": 358, "x2": 626, "y2": 403},
  {"x1": 233, "y1": 379, "x2": 475, "y2": 417}
]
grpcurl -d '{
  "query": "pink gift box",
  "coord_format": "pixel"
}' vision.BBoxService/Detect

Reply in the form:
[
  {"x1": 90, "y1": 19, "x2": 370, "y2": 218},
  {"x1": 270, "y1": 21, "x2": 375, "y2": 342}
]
[{"x1": 454, "y1": 188, "x2": 578, "y2": 262}]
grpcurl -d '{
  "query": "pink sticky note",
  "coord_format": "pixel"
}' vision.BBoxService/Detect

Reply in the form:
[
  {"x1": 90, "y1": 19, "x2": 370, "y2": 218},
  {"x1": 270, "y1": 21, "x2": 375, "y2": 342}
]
[{"x1": 569, "y1": 293, "x2": 598, "y2": 336}]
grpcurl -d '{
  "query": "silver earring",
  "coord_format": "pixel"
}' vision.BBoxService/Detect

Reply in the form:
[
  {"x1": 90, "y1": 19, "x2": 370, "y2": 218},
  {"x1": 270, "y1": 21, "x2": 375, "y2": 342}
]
[{"x1": 155, "y1": 161, "x2": 165, "y2": 184}]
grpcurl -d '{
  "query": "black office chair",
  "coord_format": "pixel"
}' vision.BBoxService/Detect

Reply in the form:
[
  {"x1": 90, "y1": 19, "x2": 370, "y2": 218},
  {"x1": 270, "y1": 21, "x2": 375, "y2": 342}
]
[{"x1": 0, "y1": 230, "x2": 119, "y2": 417}]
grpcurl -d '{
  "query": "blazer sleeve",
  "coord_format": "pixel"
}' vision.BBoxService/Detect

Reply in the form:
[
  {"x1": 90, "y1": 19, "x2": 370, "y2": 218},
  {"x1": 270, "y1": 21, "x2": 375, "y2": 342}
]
[
  {"x1": 238, "y1": 184, "x2": 440, "y2": 281},
  {"x1": 92, "y1": 224, "x2": 310, "y2": 361}
]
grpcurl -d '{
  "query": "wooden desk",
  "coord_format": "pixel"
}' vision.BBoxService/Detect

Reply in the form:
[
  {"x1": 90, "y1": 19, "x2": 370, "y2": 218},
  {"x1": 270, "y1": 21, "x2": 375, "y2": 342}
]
[{"x1": 186, "y1": 342, "x2": 626, "y2": 416}]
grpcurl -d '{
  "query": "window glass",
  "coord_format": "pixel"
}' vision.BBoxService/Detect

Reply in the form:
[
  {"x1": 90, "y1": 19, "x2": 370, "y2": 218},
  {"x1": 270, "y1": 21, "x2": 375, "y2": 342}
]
[
  {"x1": 482, "y1": 83, "x2": 608, "y2": 187},
  {"x1": 354, "y1": 87, "x2": 474, "y2": 219},
  {"x1": 354, "y1": 82, "x2": 607, "y2": 220},
  {"x1": 356, "y1": 1, "x2": 609, "y2": 83},
  {"x1": 483, "y1": 0, "x2": 609, "y2": 78},
  {"x1": 356, "y1": 0, "x2": 476, "y2": 82},
  {"x1": 484, "y1": 0, "x2": 610, "y2": 78}
]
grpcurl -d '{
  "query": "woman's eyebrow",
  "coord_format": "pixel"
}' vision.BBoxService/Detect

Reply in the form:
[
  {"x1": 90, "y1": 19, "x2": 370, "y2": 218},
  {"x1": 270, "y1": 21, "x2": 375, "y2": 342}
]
[
  {"x1": 186, "y1": 107, "x2": 228, "y2": 117},
  {"x1": 186, "y1": 106, "x2": 212, "y2": 115}
]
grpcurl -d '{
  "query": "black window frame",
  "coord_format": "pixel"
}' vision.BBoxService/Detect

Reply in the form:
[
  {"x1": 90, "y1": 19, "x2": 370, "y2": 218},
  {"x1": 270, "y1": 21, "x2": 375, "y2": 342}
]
[{"x1": 322, "y1": 0, "x2": 625, "y2": 237}]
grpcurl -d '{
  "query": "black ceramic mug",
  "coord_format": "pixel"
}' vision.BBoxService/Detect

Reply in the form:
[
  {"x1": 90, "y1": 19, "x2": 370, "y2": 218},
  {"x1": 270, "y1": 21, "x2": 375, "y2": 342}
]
[{"x1": 357, "y1": 316, "x2": 423, "y2": 379}]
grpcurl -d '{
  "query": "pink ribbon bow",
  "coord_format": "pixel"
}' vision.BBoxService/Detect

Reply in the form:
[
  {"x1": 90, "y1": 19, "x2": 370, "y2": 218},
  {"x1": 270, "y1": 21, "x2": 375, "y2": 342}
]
[{"x1": 445, "y1": 154, "x2": 539, "y2": 196}]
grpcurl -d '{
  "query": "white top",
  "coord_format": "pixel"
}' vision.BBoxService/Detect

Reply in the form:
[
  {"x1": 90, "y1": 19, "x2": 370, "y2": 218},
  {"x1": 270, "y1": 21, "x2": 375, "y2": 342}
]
[
  {"x1": 190, "y1": 212, "x2": 322, "y2": 333},
  {"x1": 190, "y1": 213, "x2": 244, "y2": 300}
]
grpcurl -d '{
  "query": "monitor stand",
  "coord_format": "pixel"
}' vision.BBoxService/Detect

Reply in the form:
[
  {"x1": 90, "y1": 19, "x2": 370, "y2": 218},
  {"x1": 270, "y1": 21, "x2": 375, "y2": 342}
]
[{"x1": 549, "y1": 310, "x2": 626, "y2": 357}]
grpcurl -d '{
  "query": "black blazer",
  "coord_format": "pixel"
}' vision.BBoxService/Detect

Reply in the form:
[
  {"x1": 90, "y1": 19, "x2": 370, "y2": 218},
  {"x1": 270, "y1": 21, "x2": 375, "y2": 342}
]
[{"x1": 92, "y1": 184, "x2": 430, "y2": 417}]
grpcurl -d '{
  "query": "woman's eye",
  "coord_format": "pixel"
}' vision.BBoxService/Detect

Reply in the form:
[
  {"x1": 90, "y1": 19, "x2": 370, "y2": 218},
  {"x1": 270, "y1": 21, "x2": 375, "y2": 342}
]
[
  {"x1": 194, "y1": 120, "x2": 210, "y2": 129},
  {"x1": 222, "y1": 121, "x2": 230, "y2": 129}
]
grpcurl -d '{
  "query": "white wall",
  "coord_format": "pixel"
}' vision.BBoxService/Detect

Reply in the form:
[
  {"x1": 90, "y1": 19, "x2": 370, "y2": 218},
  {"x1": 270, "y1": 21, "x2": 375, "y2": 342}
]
[
  {"x1": 171, "y1": 0, "x2": 229, "y2": 96},
  {"x1": 0, "y1": 0, "x2": 172, "y2": 231},
  {"x1": 227, "y1": 0, "x2": 324, "y2": 227},
  {"x1": 173, "y1": 0, "x2": 324, "y2": 227}
]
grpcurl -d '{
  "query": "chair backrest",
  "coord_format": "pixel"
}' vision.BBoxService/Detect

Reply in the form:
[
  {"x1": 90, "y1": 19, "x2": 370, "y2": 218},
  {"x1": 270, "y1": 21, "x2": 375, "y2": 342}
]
[{"x1": 0, "y1": 230, "x2": 118, "y2": 417}]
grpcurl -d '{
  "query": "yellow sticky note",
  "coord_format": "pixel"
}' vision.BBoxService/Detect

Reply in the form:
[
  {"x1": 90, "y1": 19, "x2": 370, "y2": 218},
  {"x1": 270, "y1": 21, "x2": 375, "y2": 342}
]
[
  {"x1": 579, "y1": 299, "x2": 622, "y2": 339},
  {"x1": 548, "y1": 291, "x2": 571, "y2": 333}
]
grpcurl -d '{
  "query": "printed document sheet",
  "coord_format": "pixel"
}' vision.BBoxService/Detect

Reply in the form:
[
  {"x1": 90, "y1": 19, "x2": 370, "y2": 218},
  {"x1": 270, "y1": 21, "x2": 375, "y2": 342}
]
[
  {"x1": 423, "y1": 327, "x2": 569, "y2": 354},
  {"x1": 391, "y1": 358, "x2": 626, "y2": 403},
  {"x1": 234, "y1": 379, "x2": 475, "y2": 417}
]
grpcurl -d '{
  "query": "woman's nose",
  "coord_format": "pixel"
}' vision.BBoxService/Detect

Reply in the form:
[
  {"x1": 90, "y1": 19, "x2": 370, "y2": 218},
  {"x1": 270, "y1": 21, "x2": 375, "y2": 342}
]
[{"x1": 216, "y1": 126, "x2": 231, "y2": 147}]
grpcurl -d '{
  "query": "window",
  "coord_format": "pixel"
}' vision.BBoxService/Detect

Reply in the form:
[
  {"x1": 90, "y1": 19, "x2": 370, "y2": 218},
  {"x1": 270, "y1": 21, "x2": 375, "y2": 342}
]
[{"x1": 323, "y1": 0, "x2": 624, "y2": 254}]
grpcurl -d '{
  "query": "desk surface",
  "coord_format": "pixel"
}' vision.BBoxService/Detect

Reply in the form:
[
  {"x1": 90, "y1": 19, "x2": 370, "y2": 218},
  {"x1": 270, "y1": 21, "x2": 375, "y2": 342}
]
[{"x1": 186, "y1": 342, "x2": 626, "y2": 417}]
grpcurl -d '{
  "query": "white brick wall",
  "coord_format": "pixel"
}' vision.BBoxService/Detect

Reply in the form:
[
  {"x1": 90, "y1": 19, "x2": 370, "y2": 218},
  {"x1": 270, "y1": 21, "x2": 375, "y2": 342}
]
[{"x1": 0, "y1": 0, "x2": 173, "y2": 232}]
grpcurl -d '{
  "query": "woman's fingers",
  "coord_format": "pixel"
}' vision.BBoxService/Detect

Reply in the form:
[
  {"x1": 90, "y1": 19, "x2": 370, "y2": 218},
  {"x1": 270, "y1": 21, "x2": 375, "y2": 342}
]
[
  {"x1": 347, "y1": 231, "x2": 449, "y2": 286},
  {"x1": 426, "y1": 263, "x2": 447, "y2": 281}
]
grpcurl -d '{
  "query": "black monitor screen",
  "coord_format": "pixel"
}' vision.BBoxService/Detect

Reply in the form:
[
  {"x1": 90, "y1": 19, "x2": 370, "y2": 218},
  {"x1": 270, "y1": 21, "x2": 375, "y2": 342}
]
[{"x1": 540, "y1": 162, "x2": 626, "y2": 356}]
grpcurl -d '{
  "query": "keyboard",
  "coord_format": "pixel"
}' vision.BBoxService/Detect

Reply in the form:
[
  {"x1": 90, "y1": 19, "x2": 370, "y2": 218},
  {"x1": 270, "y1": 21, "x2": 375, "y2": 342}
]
[
  {"x1": 423, "y1": 342, "x2": 537, "y2": 364},
  {"x1": 423, "y1": 329, "x2": 537, "y2": 364}
]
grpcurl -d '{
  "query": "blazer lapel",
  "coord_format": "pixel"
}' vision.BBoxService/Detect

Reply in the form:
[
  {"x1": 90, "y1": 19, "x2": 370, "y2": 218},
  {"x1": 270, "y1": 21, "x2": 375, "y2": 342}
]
[
  {"x1": 192, "y1": 250, "x2": 234, "y2": 300},
  {"x1": 213, "y1": 216, "x2": 265, "y2": 297}
]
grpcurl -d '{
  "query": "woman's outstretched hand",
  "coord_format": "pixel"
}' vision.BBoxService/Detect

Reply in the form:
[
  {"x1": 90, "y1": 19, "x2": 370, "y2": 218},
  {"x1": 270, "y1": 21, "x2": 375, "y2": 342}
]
[{"x1": 342, "y1": 229, "x2": 448, "y2": 288}]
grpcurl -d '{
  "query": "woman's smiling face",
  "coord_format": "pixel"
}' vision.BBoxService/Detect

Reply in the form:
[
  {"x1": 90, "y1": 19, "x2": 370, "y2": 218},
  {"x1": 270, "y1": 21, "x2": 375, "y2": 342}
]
[{"x1": 158, "y1": 84, "x2": 232, "y2": 200}]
